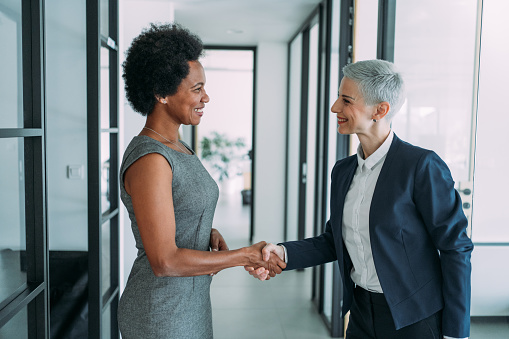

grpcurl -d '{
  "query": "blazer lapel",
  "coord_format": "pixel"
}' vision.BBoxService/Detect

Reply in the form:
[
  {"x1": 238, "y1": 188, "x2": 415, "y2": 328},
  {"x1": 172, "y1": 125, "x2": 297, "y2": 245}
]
[{"x1": 370, "y1": 134, "x2": 402, "y2": 231}]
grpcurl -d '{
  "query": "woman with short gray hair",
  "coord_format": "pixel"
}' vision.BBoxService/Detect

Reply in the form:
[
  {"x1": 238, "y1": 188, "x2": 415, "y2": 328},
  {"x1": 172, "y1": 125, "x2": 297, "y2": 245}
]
[{"x1": 250, "y1": 59, "x2": 473, "y2": 339}]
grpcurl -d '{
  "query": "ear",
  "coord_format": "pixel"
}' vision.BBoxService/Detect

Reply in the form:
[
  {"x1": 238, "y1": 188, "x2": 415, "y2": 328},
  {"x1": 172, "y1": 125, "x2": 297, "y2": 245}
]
[
  {"x1": 155, "y1": 96, "x2": 168, "y2": 105},
  {"x1": 373, "y1": 101, "x2": 390, "y2": 121}
]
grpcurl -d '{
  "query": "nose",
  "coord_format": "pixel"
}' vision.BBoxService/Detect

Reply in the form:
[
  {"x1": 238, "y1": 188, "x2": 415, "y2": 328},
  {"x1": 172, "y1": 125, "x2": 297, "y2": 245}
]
[
  {"x1": 331, "y1": 97, "x2": 341, "y2": 114},
  {"x1": 202, "y1": 89, "x2": 210, "y2": 103}
]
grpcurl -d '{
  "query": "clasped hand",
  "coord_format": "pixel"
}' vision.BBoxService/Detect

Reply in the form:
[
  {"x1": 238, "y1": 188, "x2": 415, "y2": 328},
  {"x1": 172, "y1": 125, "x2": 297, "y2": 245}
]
[{"x1": 244, "y1": 242, "x2": 286, "y2": 281}]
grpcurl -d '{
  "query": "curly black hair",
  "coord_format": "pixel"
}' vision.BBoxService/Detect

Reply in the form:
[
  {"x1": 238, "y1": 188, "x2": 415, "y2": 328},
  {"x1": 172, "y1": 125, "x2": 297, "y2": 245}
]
[{"x1": 122, "y1": 23, "x2": 203, "y2": 115}]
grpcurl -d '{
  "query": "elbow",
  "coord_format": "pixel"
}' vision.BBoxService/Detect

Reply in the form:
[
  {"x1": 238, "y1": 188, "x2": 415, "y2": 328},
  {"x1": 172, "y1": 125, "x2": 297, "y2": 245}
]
[
  {"x1": 151, "y1": 265, "x2": 167, "y2": 277},
  {"x1": 149, "y1": 258, "x2": 180, "y2": 277}
]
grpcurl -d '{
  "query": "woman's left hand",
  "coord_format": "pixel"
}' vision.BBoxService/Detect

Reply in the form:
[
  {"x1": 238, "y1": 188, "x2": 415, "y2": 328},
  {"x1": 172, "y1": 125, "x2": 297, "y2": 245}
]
[
  {"x1": 209, "y1": 228, "x2": 229, "y2": 276},
  {"x1": 210, "y1": 228, "x2": 229, "y2": 252}
]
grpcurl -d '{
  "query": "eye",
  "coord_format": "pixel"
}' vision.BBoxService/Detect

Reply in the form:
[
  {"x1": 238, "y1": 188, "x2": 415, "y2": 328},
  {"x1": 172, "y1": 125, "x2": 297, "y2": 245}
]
[
  {"x1": 194, "y1": 87, "x2": 202, "y2": 92},
  {"x1": 343, "y1": 98, "x2": 351, "y2": 104}
]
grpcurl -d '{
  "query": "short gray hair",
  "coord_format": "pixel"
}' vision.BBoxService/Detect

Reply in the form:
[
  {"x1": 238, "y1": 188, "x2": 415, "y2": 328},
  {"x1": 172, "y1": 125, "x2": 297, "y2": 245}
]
[{"x1": 342, "y1": 59, "x2": 405, "y2": 120}]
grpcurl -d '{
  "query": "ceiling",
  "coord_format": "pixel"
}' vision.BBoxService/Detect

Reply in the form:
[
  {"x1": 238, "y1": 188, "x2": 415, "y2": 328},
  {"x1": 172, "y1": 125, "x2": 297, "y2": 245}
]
[{"x1": 169, "y1": 0, "x2": 323, "y2": 45}]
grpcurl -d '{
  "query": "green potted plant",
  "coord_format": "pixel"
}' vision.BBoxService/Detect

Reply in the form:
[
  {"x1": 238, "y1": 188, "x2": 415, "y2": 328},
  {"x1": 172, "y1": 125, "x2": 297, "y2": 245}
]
[{"x1": 200, "y1": 132, "x2": 247, "y2": 183}]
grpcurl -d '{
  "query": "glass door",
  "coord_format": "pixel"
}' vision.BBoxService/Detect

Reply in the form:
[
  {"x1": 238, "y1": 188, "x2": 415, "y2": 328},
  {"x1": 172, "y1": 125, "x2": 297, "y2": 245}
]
[
  {"x1": 87, "y1": 0, "x2": 120, "y2": 337},
  {"x1": 392, "y1": 0, "x2": 479, "y2": 233},
  {"x1": 196, "y1": 48, "x2": 255, "y2": 246},
  {"x1": 469, "y1": 0, "x2": 509, "y2": 317},
  {"x1": 0, "y1": 0, "x2": 48, "y2": 337}
]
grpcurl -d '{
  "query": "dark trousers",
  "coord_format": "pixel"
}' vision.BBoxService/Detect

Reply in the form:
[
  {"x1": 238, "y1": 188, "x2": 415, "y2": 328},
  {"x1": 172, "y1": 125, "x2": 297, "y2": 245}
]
[{"x1": 346, "y1": 286, "x2": 442, "y2": 339}]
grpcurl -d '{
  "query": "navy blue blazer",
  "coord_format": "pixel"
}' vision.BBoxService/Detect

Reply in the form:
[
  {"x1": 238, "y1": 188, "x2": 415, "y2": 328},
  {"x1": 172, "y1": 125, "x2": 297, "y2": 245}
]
[{"x1": 283, "y1": 134, "x2": 473, "y2": 338}]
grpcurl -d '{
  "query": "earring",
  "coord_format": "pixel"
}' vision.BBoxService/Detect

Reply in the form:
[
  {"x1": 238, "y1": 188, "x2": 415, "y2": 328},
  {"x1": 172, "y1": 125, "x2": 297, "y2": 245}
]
[
  {"x1": 161, "y1": 99, "x2": 167, "y2": 104},
  {"x1": 373, "y1": 119, "x2": 377, "y2": 122}
]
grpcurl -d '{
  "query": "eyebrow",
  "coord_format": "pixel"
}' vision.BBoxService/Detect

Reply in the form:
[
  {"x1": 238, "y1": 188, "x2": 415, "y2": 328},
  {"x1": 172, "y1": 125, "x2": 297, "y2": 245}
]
[
  {"x1": 192, "y1": 82, "x2": 204, "y2": 88},
  {"x1": 340, "y1": 94, "x2": 356, "y2": 100}
]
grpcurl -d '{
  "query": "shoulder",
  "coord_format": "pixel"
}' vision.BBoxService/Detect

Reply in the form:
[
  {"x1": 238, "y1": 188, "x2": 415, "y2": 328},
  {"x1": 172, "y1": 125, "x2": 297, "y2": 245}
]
[
  {"x1": 121, "y1": 136, "x2": 175, "y2": 180},
  {"x1": 390, "y1": 135, "x2": 452, "y2": 180},
  {"x1": 332, "y1": 154, "x2": 357, "y2": 173},
  {"x1": 390, "y1": 134, "x2": 444, "y2": 166}
]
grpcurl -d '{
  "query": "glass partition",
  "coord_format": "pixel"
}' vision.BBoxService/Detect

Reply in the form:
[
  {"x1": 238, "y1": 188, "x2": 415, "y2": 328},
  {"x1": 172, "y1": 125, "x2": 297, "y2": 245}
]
[
  {"x1": 305, "y1": 22, "x2": 319, "y2": 239},
  {"x1": 392, "y1": 0, "x2": 478, "y2": 230},
  {"x1": 0, "y1": 304, "x2": 28, "y2": 339},
  {"x1": 323, "y1": 0, "x2": 340, "y2": 324},
  {"x1": 101, "y1": 47, "x2": 111, "y2": 130},
  {"x1": 286, "y1": 34, "x2": 303, "y2": 241},
  {"x1": 470, "y1": 0, "x2": 509, "y2": 317},
  {"x1": 0, "y1": 1, "x2": 23, "y2": 128},
  {"x1": 0, "y1": 138, "x2": 26, "y2": 303}
]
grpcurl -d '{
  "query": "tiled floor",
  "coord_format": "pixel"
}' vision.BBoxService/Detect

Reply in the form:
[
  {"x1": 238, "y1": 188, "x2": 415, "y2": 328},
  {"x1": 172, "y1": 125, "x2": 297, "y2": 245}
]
[
  {"x1": 210, "y1": 190, "x2": 509, "y2": 338},
  {"x1": 211, "y1": 257, "x2": 330, "y2": 339}
]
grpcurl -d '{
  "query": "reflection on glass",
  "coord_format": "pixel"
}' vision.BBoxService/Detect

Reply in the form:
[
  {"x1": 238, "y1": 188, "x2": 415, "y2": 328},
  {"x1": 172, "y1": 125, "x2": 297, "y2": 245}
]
[
  {"x1": 0, "y1": 303, "x2": 28, "y2": 338},
  {"x1": 323, "y1": 262, "x2": 334, "y2": 321},
  {"x1": 101, "y1": 47, "x2": 110, "y2": 130},
  {"x1": 101, "y1": 132, "x2": 111, "y2": 214},
  {"x1": 100, "y1": 0, "x2": 109, "y2": 38},
  {"x1": 392, "y1": 0, "x2": 478, "y2": 183},
  {"x1": 353, "y1": 0, "x2": 378, "y2": 62},
  {"x1": 472, "y1": 0, "x2": 509, "y2": 242},
  {"x1": 101, "y1": 220, "x2": 111, "y2": 296},
  {"x1": 0, "y1": 138, "x2": 26, "y2": 303},
  {"x1": 0, "y1": 2, "x2": 23, "y2": 128},
  {"x1": 102, "y1": 303, "x2": 111, "y2": 338},
  {"x1": 305, "y1": 22, "x2": 319, "y2": 239},
  {"x1": 286, "y1": 34, "x2": 303, "y2": 242}
]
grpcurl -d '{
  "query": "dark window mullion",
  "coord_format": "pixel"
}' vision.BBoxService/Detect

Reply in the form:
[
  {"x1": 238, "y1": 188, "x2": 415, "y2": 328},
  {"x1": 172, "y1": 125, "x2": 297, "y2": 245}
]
[
  {"x1": 24, "y1": 0, "x2": 48, "y2": 337},
  {"x1": 87, "y1": 0, "x2": 102, "y2": 337},
  {"x1": 298, "y1": 28, "x2": 310, "y2": 242},
  {"x1": 108, "y1": 1, "x2": 120, "y2": 337},
  {"x1": 377, "y1": 0, "x2": 396, "y2": 62}
]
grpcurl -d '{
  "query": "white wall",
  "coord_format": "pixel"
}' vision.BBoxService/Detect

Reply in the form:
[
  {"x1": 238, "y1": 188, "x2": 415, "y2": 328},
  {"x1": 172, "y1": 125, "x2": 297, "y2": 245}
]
[{"x1": 252, "y1": 42, "x2": 288, "y2": 243}]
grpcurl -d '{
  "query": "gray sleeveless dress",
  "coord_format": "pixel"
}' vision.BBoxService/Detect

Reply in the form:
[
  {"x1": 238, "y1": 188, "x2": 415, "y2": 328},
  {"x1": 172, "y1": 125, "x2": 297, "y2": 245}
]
[{"x1": 118, "y1": 136, "x2": 219, "y2": 339}]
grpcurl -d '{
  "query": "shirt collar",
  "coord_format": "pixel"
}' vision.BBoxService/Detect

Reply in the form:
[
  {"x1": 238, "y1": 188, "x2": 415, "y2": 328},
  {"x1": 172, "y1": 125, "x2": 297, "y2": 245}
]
[{"x1": 356, "y1": 130, "x2": 394, "y2": 170}]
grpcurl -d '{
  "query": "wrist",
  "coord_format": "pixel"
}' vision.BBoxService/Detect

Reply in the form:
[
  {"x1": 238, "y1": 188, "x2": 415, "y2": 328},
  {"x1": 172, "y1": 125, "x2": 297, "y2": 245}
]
[{"x1": 239, "y1": 247, "x2": 254, "y2": 266}]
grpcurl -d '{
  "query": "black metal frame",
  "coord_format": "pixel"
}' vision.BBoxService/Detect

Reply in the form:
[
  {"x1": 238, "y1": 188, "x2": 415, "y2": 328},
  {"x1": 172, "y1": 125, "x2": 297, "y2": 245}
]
[
  {"x1": 87, "y1": 0, "x2": 120, "y2": 337},
  {"x1": 377, "y1": 0, "x2": 396, "y2": 62},
  {"x1": 196, "y1": 45, "x2": 257, "y2": 243},
  {"x1": 298, "y1": 27, "x2": 311, "y2": 242},
  {"x1": 0, "y1": 0, "x2": 49, "y2": 337},
  {"x1": 315, "y1": 0, "x2": 333, "y2": 328}
]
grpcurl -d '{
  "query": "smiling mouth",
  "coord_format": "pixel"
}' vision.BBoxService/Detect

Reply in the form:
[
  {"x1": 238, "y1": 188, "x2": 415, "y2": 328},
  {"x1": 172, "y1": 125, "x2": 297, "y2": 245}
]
[
  {"x1": 337, "y1": 117, "x2": 347, "y2": 124},
  {"x1": 194, "y1": 108, "x2": 203, "y2": 113}
]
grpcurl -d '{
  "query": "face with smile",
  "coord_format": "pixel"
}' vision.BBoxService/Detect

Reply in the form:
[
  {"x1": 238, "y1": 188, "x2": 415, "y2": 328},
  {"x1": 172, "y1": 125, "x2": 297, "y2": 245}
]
[
  {"x1": 331, "y1": 77, "x2": 377, "y2": 135},
  {"x1": 163, "y1": 60, "x2": 209, "y2": 126}
]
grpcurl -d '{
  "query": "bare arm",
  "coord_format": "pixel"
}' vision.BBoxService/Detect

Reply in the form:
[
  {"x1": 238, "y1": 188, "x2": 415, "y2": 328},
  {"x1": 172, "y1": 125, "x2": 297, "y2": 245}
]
[{"x1": 125, "y1": 153, "x2": 285, "y2": 277}]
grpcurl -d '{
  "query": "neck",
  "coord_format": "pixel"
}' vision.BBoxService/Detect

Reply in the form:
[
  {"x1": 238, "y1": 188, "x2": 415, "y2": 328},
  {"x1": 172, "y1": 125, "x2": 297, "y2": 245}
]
[
  {"x1": 357, "y1": 127, "x2": 391, "y2": 159},
  {"x1": 143, "y1": 112, "x2": 180, "y2": 141}
]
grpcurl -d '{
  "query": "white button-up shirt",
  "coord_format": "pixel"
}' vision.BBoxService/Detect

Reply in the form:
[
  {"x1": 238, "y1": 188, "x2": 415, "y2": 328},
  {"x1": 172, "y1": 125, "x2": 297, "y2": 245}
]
[{"x1": 342, "y1": 130, "x2": 393, "y2": 293}]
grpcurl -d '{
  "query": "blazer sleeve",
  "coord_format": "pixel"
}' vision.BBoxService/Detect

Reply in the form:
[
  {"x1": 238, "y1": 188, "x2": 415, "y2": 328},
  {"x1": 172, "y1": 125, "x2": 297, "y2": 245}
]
[
  {"x1": 414, "y1": 151, "x2": 473, "y2": 338},
  {"x1": 281, "y1": 220, "x2": 338, "y2": 270}
]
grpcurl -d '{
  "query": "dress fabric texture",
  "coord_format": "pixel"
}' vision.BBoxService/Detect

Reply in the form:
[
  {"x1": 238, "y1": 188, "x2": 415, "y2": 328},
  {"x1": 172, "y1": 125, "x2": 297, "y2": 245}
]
[{"x1": 118, "y1": 136, "x2": 219, "y2": 339}]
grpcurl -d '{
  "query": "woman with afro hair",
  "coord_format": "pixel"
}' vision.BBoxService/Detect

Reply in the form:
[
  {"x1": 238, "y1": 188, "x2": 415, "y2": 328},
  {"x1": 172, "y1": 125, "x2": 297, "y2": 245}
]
[{"x1": 118, "y1": 23, "x2": 285, "y2": 338}]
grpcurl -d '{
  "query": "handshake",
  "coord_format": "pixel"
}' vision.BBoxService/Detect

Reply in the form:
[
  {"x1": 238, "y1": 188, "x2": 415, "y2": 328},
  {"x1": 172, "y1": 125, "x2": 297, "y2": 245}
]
[{"x1": 243, "y1": 242, "x2": 286, "y2": 281}]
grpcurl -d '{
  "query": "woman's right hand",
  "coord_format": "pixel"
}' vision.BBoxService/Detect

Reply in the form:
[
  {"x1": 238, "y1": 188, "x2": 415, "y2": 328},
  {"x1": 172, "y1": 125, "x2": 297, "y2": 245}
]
[{"x1": 244, "y1": 241, "x2": 286, "y2": 279}]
